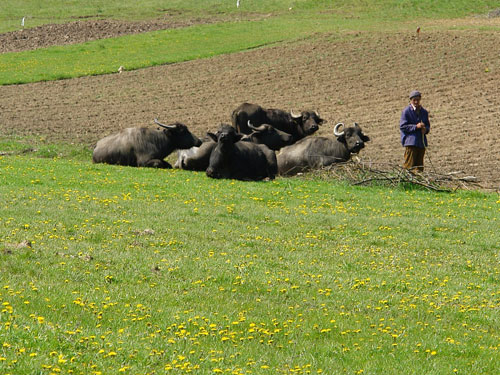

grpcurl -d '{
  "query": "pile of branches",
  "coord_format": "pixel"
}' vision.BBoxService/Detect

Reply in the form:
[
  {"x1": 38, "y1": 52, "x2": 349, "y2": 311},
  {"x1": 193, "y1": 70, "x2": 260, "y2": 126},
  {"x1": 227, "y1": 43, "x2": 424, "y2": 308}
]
[{"x1": 311, "y1": 160, "x2": 484, "y2": 192}]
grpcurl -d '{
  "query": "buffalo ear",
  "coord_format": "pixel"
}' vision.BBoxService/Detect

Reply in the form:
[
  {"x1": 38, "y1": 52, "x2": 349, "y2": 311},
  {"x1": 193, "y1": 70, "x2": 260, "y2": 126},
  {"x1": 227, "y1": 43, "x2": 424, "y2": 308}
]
[
  {"x1": 207, "y1": 132, "x2": 218, "y2": 142},
  {"x1": 337, "y1": 134, "x2": 346, "y2": 143},
  {"x1": 362, "y1": 134, "x2": 370, "y2": 142},
  {"x1": 234, "y1": 134, "x2": 244, "y2": 142}
]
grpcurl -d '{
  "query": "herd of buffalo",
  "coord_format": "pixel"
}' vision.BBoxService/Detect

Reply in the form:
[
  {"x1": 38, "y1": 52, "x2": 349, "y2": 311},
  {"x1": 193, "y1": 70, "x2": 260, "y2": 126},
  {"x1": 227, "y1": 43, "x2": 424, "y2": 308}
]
[{"x1": 92, "y1": 103, "x2": 371, "y2": 180}]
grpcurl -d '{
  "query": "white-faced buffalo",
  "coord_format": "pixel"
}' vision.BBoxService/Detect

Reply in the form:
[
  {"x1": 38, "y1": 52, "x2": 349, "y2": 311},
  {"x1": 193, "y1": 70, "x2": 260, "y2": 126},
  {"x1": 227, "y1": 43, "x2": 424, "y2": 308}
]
[
  {"x1": 92, "y1": 119, "x2": 202, "y2": 168},
  {"x1": 232, "y1": 102, "x2": 326, "y2": 141},
  {"x1": 206, "y1": 125, "x2": 277, "y2": 181},
  {"x1": 277, "y1": 123, "x2": 370, "y2": 176},
  {"x1": 175, "y1": 123, "x2": 292, "y2": 171}
]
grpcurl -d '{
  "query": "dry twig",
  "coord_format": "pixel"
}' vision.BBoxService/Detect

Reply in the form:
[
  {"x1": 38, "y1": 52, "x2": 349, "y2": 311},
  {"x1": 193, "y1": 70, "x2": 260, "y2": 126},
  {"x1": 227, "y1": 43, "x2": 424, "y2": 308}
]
[{"x1": 308, "y1": 160, "x2": 483, "y2": 192}]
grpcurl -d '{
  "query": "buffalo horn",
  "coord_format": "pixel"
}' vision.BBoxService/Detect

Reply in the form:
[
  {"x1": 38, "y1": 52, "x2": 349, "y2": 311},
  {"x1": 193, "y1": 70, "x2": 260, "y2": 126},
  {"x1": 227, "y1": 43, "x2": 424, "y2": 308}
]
[
  {"x1": 154, "y1": 118, "x2": 176, "y2": 129},
  {"x1": 290, "y1": 109, "x2": 302, "y2": 119},
  {"x1": 314, "y1": 110, "x2": 327, "y2": 124},
  {"x1": 333, "y1": 122, "x2": 345, "y2": 136},
  {"x1": 247, "y1": 121, "x2": 259, "y2": 131}
]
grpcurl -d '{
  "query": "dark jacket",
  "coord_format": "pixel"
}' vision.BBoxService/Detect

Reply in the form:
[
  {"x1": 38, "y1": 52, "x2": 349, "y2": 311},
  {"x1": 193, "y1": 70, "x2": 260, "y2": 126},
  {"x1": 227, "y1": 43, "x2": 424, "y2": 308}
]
[{"x1": 399, "y1": 105, "x2": 430, "y2": 148}]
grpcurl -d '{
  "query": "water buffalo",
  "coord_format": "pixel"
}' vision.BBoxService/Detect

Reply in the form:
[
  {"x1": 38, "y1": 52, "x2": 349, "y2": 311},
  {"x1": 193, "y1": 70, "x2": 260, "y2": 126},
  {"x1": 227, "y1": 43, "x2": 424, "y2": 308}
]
[
  {"x1": 231, "y1": 102, "x2": 326, "y2": 141},
  {"x1": 241, "y1": 122, "x2": 294, "y2": 150},
  {"x1": 92, "y1": 119, "x2": 202, "y2": 168},
  {"x1": 175, "y1": 140, "x2": 215, "y2": 171},
  {"x1": 175, "y1": 122, "x2": 292, "y2": 171},
  {"x1": 206, "y1": 125, "x2": 277, "y2": 181},
  {"x1": 175, "y1": 124, "x2": 234, "y2": 171},
  {"x1": 277, "y1": 122, "x2": 370, "y2": 176}
]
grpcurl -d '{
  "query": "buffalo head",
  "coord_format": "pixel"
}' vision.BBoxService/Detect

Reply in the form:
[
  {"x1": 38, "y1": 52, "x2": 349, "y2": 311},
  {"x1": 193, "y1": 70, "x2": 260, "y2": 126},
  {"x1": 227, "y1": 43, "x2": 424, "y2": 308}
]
[
  {"x1": 291, "y1": 110, "x2": 326, "y2": 136},
  {"x1": 334, "y1": 122, "x2": 370, "y2": 154},
  {"x1": 243, "y1": 122, "x2": 294, "y2": 150},
  {"x1": 207, "y1": 124, "x2": 242, "y2": 147},
  {"x1": 155, "y1": 119, "x2": 202, "y2": 149},
  {"x1": 206, "y1": 125, "x2": 243, "y2": 179}
]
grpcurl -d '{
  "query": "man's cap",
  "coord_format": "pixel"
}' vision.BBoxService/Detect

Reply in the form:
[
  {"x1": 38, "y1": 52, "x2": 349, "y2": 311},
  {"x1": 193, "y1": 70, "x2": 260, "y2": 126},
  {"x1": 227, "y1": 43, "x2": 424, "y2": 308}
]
[{"x1": 409, "y1": 90, "x2": 421, "y2": 99}]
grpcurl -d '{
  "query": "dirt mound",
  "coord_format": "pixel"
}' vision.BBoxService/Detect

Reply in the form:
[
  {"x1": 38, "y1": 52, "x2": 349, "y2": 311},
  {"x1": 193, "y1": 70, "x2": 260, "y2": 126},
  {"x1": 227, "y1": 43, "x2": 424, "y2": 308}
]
[{"x1": 1, "y1": 27, "x2": 499, "y2": 190}]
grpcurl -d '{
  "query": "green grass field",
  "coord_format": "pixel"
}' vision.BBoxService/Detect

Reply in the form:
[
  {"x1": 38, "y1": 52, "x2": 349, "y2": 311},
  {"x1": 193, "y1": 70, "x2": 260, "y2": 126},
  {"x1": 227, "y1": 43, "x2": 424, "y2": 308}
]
[
  {"x1": 1, "y1": 1, "x2": 500, "y2": 374},
  {"x1": 1, "y1": 155, "x2": 499, "y2": 374},
  {"x1": 1, "y1": 0, "x2": 499, "y2": 85},
  {"x1": 1, "y1": 0, "x2": 498, "y2": 32}
]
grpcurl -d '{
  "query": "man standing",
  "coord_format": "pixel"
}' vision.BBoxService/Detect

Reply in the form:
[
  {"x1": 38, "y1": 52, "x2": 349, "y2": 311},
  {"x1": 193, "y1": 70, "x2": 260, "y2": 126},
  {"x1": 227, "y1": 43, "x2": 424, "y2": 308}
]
[{"x1": 399, "y1": 90, "x2": 430, "y2": 172}]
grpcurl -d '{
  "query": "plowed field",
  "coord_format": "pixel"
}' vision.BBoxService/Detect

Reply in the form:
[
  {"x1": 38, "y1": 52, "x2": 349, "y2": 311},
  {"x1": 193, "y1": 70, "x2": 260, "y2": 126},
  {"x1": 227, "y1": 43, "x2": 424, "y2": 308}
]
[{"x1": 1, "y1": 18, "x2": 499, "y2": 189}]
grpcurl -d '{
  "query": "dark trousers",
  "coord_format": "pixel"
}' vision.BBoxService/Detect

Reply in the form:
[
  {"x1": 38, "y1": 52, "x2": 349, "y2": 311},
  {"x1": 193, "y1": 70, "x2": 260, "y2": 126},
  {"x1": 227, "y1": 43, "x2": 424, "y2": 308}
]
[{"x1": 403, "y1": 146, "x2": 426, "y2": 172}]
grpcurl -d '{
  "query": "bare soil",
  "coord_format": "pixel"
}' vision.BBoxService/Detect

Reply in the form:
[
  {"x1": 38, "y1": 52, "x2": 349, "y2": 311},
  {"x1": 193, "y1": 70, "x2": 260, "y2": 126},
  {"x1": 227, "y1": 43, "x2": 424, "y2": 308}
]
[{"x1": 1, "y1": 18, "x2": 499, "y2": 190}]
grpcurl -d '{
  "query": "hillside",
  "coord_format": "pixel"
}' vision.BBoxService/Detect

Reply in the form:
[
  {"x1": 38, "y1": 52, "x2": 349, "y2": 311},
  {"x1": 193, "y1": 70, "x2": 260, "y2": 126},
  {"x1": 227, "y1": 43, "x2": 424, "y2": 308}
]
[{"x1": 1, "y1": 17, "x2": 499, "y2": 189}]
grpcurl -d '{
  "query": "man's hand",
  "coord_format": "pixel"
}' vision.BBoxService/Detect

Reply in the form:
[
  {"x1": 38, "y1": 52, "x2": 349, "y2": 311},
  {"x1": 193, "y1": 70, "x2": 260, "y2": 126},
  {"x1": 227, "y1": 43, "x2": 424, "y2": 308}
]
[{"x1": 417, "y1": 122, "x2": 426, "y2": 134}]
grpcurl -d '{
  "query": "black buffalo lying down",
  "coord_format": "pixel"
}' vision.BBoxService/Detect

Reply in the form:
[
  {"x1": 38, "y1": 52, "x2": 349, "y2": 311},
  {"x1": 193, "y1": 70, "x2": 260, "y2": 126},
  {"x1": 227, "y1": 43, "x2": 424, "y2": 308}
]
[
  {"x1": 175, "y1": 122, "x2": 293, "y2": 171},
  {"x1": 241, "y1": 122, "x2": 294, "y2": 151},
  {"x1": 92, "y1": 119, "x2": 202, "y2": 168},
  {"x1": 232, "y1": 102, "x2": 326, "y2": 141},
  {"x1": 206, "y1": 125, "x2": 277, "y2": 181},
  {"x1": 277, "y1": 122, "x2": 370, "y2": 176}
]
